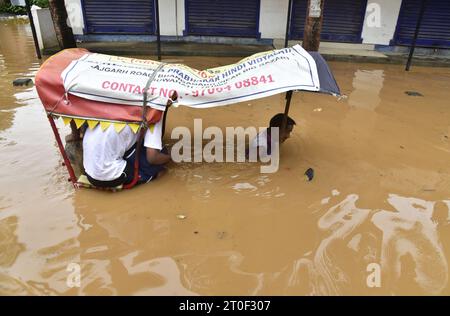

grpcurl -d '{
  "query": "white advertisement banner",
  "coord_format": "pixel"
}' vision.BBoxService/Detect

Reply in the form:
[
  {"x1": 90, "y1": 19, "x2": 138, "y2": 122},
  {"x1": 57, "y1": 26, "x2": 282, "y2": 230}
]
[{"x1": 62, "y1": 44, "x2": 320, "y2": 111}]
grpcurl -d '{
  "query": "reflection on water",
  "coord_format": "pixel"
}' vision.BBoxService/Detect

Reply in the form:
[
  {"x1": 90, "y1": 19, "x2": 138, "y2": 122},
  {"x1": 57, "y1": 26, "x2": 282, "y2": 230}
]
[
  {"x1": 1, "y1": 17, "x2": 450, "y2": 295},
  {"x1": 373, "y1": 195, "x2": 448, "y2": 295},
  {"x1": 0, "y1": 216, "x2": 25, "y2": 268},
  {"x1": 0, "y1": 16, "x2": 41, "y2": 131},
  {"x1": 348, "y1": 70, "x2": 384, "y2": 110},
  {"x1": 271, "y1": 193, "x2": 449, "y2": 295}
]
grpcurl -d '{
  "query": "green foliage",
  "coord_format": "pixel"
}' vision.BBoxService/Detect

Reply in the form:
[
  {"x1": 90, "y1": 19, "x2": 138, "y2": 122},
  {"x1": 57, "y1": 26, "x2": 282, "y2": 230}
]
[
  {"x1": 0, "y1": 0, "x2": 49, "y2": 15},
  {"x1": 32, "y1": 0, "x2": 49, "y2": 8},
  {"x1": 0, "y1": 4, "x2": 27, "y2": 15}
]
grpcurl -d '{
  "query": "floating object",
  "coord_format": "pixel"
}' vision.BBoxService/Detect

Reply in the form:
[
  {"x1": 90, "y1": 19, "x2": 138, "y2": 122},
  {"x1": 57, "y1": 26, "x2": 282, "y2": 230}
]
[
  {"x1": 405, "y1": 91, "x2": 423, "y2": 97},
  {"x1": 217, "y1": 231, "x2": 227, "y2": 239},
  {"x1": 13, "y1": 78, "x2": 33, "y2": 86},
  {"x1": 304, "y1": 168, "x2": 314, "y2": 181},
  {"x1": 176, "y1": 214, "x2": 187, "y2": 220}
]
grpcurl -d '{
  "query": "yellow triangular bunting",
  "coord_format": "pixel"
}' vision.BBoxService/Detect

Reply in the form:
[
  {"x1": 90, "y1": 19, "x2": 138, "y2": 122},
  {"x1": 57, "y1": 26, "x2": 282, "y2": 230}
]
[
  {"x1": 128, "y1": 123, "x2": 140, "y2": 134},
  {"x1": 87, "y1": 120, "x2": 99, "y2": 130},
  {"x1": 148, "y1": 124, "x2": 155, "y2": 133},
  {"x1": 114, "y1": 122, "x2": 126, "y2": 133},
  {"x1": 62, "y1": 117, "x2": 72, "y2": 126},
  {"x1": 73, "y1": 118, "x2": 86, "y2": 129},
  {"x1": 100, "y1": 121, "x2": 111, "y2": 131}
]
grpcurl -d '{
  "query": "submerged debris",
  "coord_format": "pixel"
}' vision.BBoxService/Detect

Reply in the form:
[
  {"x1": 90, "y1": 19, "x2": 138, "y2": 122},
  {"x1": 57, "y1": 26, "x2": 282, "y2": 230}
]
[
  {"x1": 405, "y1": 91, "x2": 423, "y2": 97},
  {"x1": 13, "y1": 78, "x2": 33, "y2": 86},
  {"x1": 217, "y1": 231, "x2": 227, "y2": 239},
  {"x1": 304, "y1": 168, "x2": 314, "y2": 181}
]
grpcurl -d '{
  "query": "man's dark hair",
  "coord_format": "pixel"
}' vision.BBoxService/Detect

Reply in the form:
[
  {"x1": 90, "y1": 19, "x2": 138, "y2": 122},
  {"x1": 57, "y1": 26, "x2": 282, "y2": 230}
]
[{"x1": 269, "y1": 113, "x2": 296, "y2": 128}]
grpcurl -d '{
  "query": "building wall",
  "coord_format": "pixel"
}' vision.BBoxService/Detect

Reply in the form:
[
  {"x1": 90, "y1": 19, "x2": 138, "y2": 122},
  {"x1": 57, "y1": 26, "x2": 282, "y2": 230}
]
[
  {"x1": 159, "y1": 0, "x2": 184, "y2": 36},
  {"x1": 65, "y1": 0, "x2": 84, "y2": 35},
  {"x1": 259, "y1": 0, "x2": 289, "y2": 39},
  {"x1": 175, "y1": 0, "x2": 186, "y2": 36},
  {"x1": 10, "y1": 0, "x2": 26, "y2": 5},
  {"x1": 65, "y1": 0, "x2": 183, "y2": 36},
  {"x1": 159, "y1": 0, "x2": 175, "y2": 35},
  {"x1": 65, "y1": 0, "x2": 404, "y2": 46},
  {"x1": 31, "y1": 6, "x2": 58, "y2": 50},
  {"x1": 361, "y1": 0, "x2": 402, "y2": 45},
  {"x1": 259, "y1": 0, "x2": 403, "y2": 45}
]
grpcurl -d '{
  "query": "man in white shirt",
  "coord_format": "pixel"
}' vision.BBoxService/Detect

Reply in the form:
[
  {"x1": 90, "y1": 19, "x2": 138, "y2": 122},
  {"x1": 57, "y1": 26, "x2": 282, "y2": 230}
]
[
  {"x1": 83, "y1": 117, "x2": 170, "y2": 188},
  {"x1": 249, "y1": 113, "x2": 296, "y2": 159}
]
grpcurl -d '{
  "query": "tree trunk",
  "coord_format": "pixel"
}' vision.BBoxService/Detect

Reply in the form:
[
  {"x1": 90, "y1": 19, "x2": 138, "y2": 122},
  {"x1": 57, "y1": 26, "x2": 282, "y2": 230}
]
[
  {"x1": 302, "y1": 0, "x2": 324, "y2": 51},
  {"x1": 48, "y1": 0, "x2": 76, "y2": 49}
]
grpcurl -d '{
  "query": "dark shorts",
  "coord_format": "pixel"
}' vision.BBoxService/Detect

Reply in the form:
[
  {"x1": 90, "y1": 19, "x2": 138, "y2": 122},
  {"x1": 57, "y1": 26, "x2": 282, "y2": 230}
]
[
  {"x1": 124, "y1": 144, "x2": 167, "y2": 184},
  {"x1": 86, "y1": 161, "x2": 133, "y2": 188},
  {"x1": 86, "y1": 144, "x2": 166, "y2": 188}
]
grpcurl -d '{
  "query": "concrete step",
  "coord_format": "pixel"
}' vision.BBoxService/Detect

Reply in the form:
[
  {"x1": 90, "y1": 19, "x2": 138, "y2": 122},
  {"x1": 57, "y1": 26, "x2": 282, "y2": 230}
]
[{"x1": 78, "y1": 41, "x2": 275, "y2": 57}]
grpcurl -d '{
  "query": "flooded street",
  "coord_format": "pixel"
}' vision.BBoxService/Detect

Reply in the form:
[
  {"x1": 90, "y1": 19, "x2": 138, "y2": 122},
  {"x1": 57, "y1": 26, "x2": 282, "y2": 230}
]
[{"x1": 1, "y1": 18, "x2": 450, "y2": 295}]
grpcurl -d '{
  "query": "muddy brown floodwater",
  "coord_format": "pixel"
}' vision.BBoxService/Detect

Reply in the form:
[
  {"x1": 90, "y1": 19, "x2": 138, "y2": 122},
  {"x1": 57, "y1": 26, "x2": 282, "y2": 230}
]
[{"x1": 1, "y1": 18, "x2": 450, "y2": 296}]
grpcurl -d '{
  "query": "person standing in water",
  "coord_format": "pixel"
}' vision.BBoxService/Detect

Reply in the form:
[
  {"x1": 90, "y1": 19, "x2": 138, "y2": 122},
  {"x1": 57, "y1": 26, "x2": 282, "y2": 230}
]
[
  {"x1": 82, "y1": 95, "x2": 176, "y2": 188},
  {"x1": 249, "y1": 113, "x2": 296, "y2": 159}
]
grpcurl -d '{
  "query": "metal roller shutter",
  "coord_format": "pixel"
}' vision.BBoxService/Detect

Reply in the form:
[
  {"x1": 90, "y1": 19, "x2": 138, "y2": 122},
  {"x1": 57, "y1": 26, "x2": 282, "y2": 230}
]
[
  {"x1": 290, "y1": 0, "x2": 367, "y2": 43},
  {"x1": 394, "y1": 0, "x2": 450, "y2": 48},
  {"x1": 83, "y1": 0, "x2": 155, "y2": 34},
  {"x1": 185, "y1": 0, "x2": 261, "y2": 37}
]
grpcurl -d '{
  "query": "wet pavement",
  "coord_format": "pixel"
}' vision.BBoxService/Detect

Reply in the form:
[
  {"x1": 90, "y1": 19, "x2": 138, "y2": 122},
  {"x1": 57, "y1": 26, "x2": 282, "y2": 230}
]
[{"x1": 1, "y1": 18, "x2": 450, "y2": 295}]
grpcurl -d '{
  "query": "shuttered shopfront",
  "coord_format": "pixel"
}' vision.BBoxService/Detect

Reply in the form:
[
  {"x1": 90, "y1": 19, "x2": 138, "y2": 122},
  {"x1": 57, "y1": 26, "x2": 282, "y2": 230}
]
[
  {"x1": 289, "y1": 0, "x2": 367, "y2": 43},
  {"x1": 184, "y1": 0, "x2": 261, "y2": 37},
  {"x1": 82, "y1": 0, "x2": 155, "y2": 34},
  {"x1": 394, "y1": 0, "x2": 450, "y2": 48}
]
